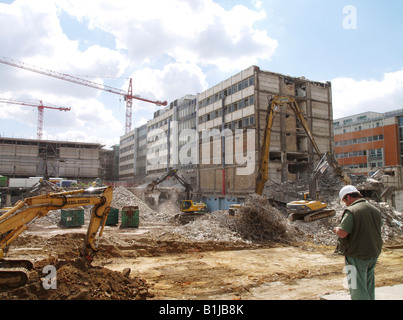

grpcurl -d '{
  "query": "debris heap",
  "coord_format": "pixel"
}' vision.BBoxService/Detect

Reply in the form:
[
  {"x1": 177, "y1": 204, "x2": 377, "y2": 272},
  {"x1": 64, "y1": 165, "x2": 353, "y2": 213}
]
[
  {"x1": 173, "y1": 211, "x2": 245, "y2": 243},
  {"x1": 112, "y1": 186, "x2": 175, "y2": 222},
  {"x1": 0, "y1": 257, "x2": 151, "y2": 300},
  {"x1": 230, "y1": 194, "x2": 302, "y2": 243}
]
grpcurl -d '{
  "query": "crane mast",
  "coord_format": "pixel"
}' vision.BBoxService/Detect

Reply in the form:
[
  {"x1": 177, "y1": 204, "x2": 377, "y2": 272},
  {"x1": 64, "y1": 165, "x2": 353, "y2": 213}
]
[
  {"x1": 0, "y1": 98, "x2": 70, "y2": 139},
  {"x1": 0, "y1": 56, "x2": 168, "y2": 133}
]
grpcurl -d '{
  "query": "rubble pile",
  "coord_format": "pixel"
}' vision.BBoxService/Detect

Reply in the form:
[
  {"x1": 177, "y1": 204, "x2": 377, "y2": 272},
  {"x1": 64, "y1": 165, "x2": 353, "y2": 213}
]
[
  {"x1": 30, "y1": 186, "x2": 402, "y2": 247},
  {"x1": 290, "y1": 197, "x2": 403, "y2": 246},
  {"x1": 112, "y1": 186, "x2": 173, "y2": 222},
  {"x1": 230, "y1": 194, "x2": 303, "y2": 243},
  {"x1": 173, "y1": 211, "x2": 246, "y2": 243},
  {"x1": 0, "y1": 257, "x2": 151, "y2": 300},
  {"x1": 371, "y1": 200, "x2": 403, "y2": 241}
]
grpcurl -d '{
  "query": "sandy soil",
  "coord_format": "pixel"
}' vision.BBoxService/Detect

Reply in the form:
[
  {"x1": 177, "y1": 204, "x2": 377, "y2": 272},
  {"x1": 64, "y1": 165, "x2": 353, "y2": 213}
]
[{"x1": 1, "y1": 220, "x2": 402, "y2": 300}]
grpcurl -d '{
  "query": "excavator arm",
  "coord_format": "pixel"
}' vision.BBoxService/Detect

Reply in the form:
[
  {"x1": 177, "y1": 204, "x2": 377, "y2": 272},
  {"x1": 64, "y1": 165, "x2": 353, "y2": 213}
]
[
  {"x1": 147, "y1": 169, "x2": 193, "y2": 199},
  {"x1": 0, "y1": 186, "x2": 113, "y2": 262},
  {"x1": 256, "y1": 96, "x2": 321, "y2": 195}
]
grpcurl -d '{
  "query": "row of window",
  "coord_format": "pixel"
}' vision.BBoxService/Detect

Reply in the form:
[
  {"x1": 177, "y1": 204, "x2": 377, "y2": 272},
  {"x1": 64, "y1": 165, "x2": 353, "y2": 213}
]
[
  {"x1": 335, "y1": 150, "x2": 367, "y2": 159},
  {"x1": 147, "y1": 111, "x2": 196, "y2": 133},
  {"x1": 120, "y1": 154, "x2": 134, "y2": 162},
  {"x1": 342, "y1": 161, "x2": 384, "y2": 170},
  {"x1": 199, "y1": 76, "x2": 255, "y2": 109},
  {"x1": 120, "y1": 145, "x2": 133, "y2": 154},
  {"x1": 120, "y1": 164, "x2": 134, "y2": 171},
  {"x1": 199, "y1": 96, "x2": 254, "y2": 124},
  {"x1": 224, "y1": 115, "x2": 255, "y2": 130},
  {"x1": 335, "y1": 134, "x2": 384, "y2": 147},
  {"x1": 336, "y1": 148, "x2": 383, "y2": 159}
]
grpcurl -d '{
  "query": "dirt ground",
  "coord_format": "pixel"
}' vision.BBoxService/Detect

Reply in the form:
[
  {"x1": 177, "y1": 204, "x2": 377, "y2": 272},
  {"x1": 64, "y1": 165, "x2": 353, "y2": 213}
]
[{"x1": 1, "y1": 219, "x2": 402, "y2": 300}]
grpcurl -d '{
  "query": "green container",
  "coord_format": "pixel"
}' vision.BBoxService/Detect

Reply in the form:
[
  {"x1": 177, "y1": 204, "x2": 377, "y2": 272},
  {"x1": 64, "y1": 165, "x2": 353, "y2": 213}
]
[
  {"x1": 105, "y1": 207, "x2": 119, "y2": 226},
  {"x1": 0, "y1": 176, "x2": 7, "y2": 187},
  {"x1": 60, "y1": 209, "x2": 84, "y2": 228},
  {"x1": 120, "y1": 206, "x2": 139, "y2": 228}
]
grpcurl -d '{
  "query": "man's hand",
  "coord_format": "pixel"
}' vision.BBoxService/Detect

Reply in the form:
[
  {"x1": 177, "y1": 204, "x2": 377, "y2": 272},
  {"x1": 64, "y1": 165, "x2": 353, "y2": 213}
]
[{"x1": 333, "y1": 227, "x2": 349, "y2": 239}]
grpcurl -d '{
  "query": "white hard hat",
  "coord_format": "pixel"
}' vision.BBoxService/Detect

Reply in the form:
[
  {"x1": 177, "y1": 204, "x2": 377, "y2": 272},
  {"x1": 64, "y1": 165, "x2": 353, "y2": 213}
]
[{"x1": 339, "y1": 185, "x2": 359, "y2": 201}]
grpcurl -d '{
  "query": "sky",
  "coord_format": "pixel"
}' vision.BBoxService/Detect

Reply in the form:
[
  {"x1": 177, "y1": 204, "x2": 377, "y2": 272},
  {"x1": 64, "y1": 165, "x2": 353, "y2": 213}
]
[{"x1": 0, "y1": 0, "x2": 402, "y2": 148}]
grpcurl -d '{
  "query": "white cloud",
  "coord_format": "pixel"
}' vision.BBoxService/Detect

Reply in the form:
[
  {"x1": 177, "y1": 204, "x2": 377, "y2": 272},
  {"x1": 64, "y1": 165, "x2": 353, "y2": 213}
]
[
  {"x1": 332, "y1": 68, "x2": 403, "y2": 119},
  {"x1": 0, "y1": 0, "x2": 277, "y2": 144},
  {"x1": 55, "y1": 0, "x2": 277, "y2": 71},
  {"x1": 131, "y1": 62, "x2": 208, "y2": 103}
]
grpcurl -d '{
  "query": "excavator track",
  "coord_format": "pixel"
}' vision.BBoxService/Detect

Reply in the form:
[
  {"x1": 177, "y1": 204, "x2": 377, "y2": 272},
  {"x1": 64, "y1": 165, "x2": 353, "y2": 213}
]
[
  {"x1": 0, "y1": 259, "x2": 33, "y2": 288},
  {"x1": 289, "y1": 209, "x2": 336, "y2": 222},
  {"x1": 304, "y1": 209, "x2": 336, "y2": 222},
  {"x1": 175, "y1": 212, "x2": 206, "y2": 224}
]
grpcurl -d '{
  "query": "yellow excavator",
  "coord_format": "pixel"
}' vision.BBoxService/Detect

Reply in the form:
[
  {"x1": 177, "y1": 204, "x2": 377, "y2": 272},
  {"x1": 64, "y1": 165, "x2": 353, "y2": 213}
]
[
  {"x1": 0, "y1": 186, "x2": 113, "y2": 288},
  {"x1": 286, "y1": 151, "x2": 350, "y2": 222},
  {"x1": 146, "y1": 169, "x2": 207, "y2": 223},
  {"x1": 256, "y1": 95, "x2": 350, "y2": 222}
]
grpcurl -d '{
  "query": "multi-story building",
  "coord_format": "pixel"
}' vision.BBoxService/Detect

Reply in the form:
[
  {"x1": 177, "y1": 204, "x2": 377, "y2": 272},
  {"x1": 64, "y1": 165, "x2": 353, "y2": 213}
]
[
  {"x1": 123, "y1": 66, "x2": 335, "y2": 210},
  {"x1": 146, "y1": 95, "x2": 197, "y2": 185},
  {"x1": 119, "y1": 124, "x2": 147, "y2": 183},
  {"x1": 334, "y1": 110, "x2": 402, "y2": 175},
  {"x1": 196, "y1": 66, "x2": 334, "y2": 210},
  {"x1": 0, "y1": 137, "x2": 104, "y2": 180}
]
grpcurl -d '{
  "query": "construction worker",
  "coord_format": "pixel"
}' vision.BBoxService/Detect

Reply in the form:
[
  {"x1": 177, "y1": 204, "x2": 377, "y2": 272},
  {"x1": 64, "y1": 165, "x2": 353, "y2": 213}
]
[{"x1": 333, "y1": 185, "x2": 383, "y2": 300}]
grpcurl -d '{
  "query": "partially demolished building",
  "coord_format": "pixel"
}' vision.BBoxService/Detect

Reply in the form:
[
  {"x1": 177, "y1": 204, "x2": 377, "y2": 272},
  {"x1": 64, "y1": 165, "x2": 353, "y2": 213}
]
[
  {"x1": 0, "y1": 137, "x2": 104, "y2": 180},
  {"x1": 196, "y1": 66, "x2": 334, "y2": 210}
]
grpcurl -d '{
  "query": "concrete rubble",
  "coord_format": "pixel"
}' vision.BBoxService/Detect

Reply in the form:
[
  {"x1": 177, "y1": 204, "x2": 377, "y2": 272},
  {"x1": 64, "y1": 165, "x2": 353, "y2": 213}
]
[
  {"x1": 113, "y1": 186, "x2": 403, "y2": 246},
  {"x1": 33, "y1": 184, "x2": 402, "y2": 246}
]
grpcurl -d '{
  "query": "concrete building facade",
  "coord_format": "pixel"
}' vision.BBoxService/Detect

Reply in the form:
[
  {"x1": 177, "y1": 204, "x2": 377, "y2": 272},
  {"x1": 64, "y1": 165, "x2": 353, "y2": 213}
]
[
  {"x1": 145, "y1": 95, "x2": 198, "y2": 186},
  {"x1": 0, "y1": 137, "x2": 104, "y2": 180},
  {"x1": 120, "y1": 66, "x2": 334, "y2": 210},
  {"x1": 119, "y1": 124, "x2": 147, "y2": 183},
  {"x1": 196, "y1": 66, "x2": 334, "y2": 210}
]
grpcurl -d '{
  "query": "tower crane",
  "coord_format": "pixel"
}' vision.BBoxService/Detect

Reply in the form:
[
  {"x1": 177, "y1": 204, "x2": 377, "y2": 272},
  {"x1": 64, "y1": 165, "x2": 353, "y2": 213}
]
[
  {"x1": 0, "y1": 98, "x2": 71, "y2": 140},
  {"x1": 0, "y1": 56, "x2": 168, "y2": 133}
]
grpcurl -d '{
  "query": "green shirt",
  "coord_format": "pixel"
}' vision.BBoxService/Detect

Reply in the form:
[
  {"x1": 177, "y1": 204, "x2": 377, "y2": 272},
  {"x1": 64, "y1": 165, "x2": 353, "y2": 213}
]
[
  {"x1": 337, "y1": 199, "x2": 383, "y2": 259},
  {"x1": 339, "y1": 211, "x2": 354, "y2": 234}
]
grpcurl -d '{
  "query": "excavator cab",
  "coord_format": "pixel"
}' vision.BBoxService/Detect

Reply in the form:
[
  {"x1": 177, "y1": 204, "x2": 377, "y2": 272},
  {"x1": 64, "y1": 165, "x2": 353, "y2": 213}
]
[{"x1": 180, "y1": 200, "x2": 207, "y2": 213}]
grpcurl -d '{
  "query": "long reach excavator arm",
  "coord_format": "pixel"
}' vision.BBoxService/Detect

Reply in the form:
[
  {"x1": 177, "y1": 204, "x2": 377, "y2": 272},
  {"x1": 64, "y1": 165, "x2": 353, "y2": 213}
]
[{"x1": 256, "y1": 95, "x2": 322, "y2": 195}]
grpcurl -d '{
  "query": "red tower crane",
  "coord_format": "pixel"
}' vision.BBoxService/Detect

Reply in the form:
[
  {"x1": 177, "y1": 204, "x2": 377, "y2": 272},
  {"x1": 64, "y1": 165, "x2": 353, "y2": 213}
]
[
  {"x1": 0, "y1": 97, "x2": 71, "y2": 140},
  {"x1": 0, "y1": 57, "x2": 168, "y2": 133}
]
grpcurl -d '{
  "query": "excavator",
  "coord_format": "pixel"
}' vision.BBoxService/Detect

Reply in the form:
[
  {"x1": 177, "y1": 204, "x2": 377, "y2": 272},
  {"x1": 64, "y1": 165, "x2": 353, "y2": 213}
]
[
  {"x1": 0, "y1": 185, "x2": 113, "y2": 288},
  {"x1": 286, "y1": 151, "x2": 351, "y2": 222},
  {"x1": 256, "y1": 95, "x2": 350, "y2": 222},
  {"x1": 146, "y1": 169, "x2": 207, "y2": 223}
]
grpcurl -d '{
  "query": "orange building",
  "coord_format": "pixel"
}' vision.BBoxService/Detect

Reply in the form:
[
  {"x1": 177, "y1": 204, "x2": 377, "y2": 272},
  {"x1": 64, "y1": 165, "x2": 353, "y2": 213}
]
[{"x1": 333, "y1": 110, "x2": 402, "y2": 176}]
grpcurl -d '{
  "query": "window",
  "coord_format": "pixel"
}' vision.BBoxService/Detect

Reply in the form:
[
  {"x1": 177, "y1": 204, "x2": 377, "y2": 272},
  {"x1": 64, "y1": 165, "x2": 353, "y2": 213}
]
[{"x1": 357, "y1": 116, "x2": 367, "y2": 121}]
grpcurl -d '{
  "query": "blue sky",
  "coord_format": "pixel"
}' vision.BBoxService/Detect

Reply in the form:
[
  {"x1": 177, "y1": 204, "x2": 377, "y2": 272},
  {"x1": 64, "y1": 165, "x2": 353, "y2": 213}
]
[{"x1": 0, "y1": 0, "x2": 402, "y2": 147}]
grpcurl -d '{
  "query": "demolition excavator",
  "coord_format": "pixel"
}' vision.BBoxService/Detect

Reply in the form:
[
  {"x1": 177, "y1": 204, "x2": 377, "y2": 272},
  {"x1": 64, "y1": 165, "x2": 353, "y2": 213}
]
[
  {"x1": 0, "y1": 186, "x2": 113, "y2": 288},
  {"x1": 286, "y1": 151, "x2": 351, "y2": 221},
  {"x1": 256, "y1": 95, "x2": 350, "y2": 222},
  {"x1": 146, "y1": 169, "x2": 207, "y2": 223}
]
